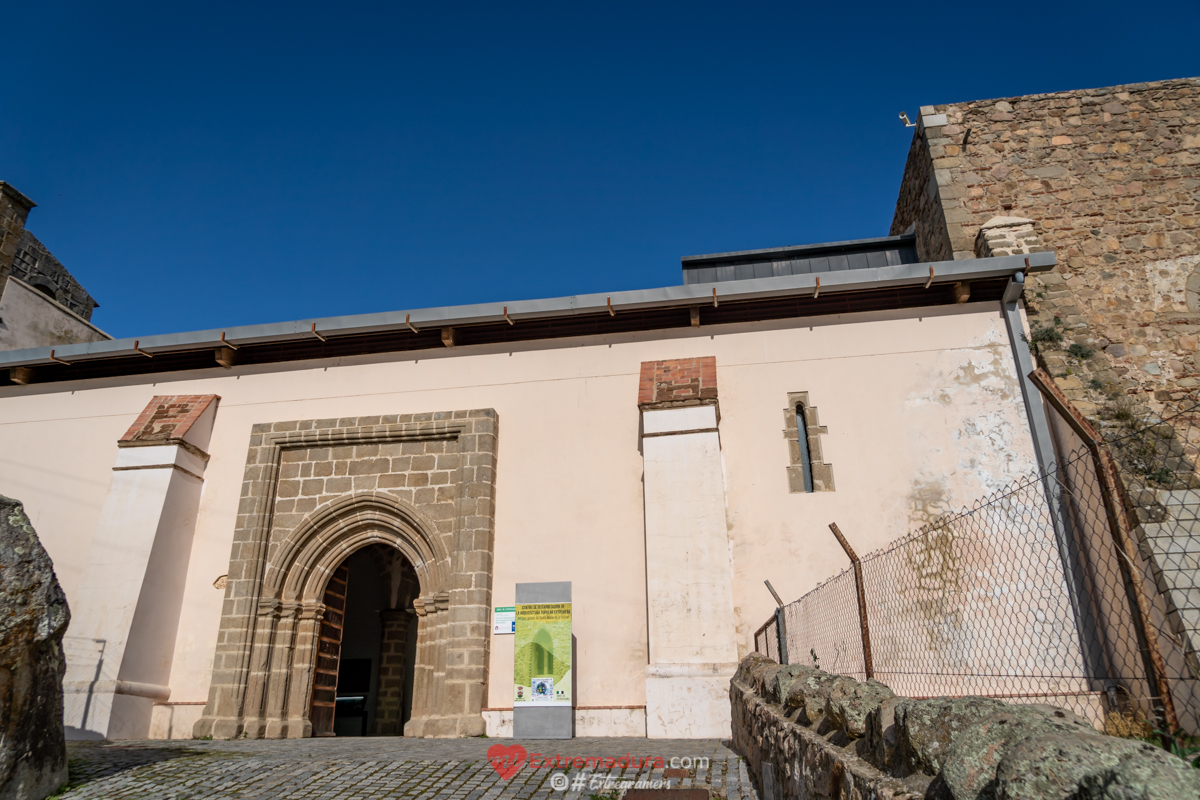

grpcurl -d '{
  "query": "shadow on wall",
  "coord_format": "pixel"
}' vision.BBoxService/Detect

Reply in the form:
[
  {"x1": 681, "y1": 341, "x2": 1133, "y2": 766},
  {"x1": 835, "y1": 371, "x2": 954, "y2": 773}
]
[{"x1": 62, "y1": 635, "x2": 107, "y2": 741}]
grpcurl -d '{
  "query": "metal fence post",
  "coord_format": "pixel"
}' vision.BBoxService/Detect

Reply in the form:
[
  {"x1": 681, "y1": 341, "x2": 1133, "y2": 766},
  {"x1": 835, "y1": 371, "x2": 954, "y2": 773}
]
[
  {"x1": 829, "y1": 523, "x2": 873, "y2": 680},
  {"x1": 1030, "y1": 369, "x2": 1179, "y2": 732},
  {"x1": 765, "y1": 580, "x2": 789, "y2": 665}
]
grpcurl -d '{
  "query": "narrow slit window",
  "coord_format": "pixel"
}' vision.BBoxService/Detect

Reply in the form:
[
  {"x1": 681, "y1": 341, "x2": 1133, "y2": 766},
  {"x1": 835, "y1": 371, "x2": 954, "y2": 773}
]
[
  {"x1": 784, "y1": 391, "x2": 833, "y2": 493},
  {"x1": 796, "y1": 404, "x2": 814, "y2": 493}
]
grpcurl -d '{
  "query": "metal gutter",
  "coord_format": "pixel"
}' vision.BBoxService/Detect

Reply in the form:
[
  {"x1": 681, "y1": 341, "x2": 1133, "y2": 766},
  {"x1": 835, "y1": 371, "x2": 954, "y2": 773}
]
[
  {"x1": 0, "y1": 251, "x2": 1055, "y2": 369},
  {"x1": 999, "y1": 274, "x2": 1110, "y2": 691}
]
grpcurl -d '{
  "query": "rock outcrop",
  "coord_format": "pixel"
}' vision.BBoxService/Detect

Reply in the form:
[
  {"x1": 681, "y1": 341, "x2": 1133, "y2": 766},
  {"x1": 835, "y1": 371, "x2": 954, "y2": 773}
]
[
  {"x1": 0, "y1": 496, "x2": 70, "y2": 800},
  {"x1": 730, "y1": 653, "x2": 1200, "y2": 800}
]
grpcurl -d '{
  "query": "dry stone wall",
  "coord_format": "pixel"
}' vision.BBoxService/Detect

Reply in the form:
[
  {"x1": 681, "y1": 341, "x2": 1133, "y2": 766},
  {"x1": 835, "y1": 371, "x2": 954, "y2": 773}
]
[
  {"x1": 891, "y1": 78, "x2": 1200, "y2": 418},
  {"x1": 730, "y1": 653, "x2": 1200, "y2": 800}
]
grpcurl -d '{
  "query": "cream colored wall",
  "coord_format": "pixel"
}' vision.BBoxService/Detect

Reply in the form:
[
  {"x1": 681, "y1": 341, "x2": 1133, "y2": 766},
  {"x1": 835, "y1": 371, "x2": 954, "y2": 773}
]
[{"x1": 0, "y1": 302, "x2": 1035, "y2": 731}]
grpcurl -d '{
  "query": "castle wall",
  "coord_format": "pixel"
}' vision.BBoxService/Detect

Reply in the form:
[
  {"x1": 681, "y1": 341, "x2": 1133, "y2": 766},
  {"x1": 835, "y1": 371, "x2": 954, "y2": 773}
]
[{"x1": 892, "y1": 78, "x2": 1200, "y2": 415}]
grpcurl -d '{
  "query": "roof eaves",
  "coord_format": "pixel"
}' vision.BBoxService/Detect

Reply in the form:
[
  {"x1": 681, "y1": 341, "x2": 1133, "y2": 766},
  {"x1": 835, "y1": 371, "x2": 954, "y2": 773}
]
[{"x1": 0, "y1": 251, "x2": 1054, "y2": 369}]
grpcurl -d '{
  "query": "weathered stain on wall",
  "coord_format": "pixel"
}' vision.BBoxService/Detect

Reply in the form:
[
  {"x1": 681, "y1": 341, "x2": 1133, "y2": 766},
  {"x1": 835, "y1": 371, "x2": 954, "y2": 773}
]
[
  {"x1": 901, "y1": 328, "x2": 1038, "y2": 534},
  {"x1": 900, "y1": 522, "x2": 965, "y2": 655}
]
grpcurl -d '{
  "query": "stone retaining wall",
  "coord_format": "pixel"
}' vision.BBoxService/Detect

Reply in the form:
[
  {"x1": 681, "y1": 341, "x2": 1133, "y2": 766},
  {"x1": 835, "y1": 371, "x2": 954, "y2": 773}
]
[{"x1": 730, "y1": 653, "x2": 1200, "y2": 800}]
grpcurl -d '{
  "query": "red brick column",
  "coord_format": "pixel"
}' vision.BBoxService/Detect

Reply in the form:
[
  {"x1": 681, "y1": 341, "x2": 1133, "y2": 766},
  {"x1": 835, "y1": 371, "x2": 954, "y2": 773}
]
[{"x1": 637, "y1": 357, "x2": 717, "y2": 408}]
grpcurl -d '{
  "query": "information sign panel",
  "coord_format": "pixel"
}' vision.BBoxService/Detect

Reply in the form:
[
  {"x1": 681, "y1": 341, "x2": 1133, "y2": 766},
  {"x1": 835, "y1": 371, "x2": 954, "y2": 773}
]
[
  {"x1": 513, "y1": 602, "x2": 572, "y2": 707},
  {"x1": 493, "y1": 607, "x2": 515, "y2": 635}
]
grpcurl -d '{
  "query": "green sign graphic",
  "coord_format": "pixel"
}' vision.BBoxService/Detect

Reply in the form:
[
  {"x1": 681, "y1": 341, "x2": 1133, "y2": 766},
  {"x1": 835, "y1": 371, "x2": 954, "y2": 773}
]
[{"x1": 513, "y1": 602, "x2": 572, "y2": 707}]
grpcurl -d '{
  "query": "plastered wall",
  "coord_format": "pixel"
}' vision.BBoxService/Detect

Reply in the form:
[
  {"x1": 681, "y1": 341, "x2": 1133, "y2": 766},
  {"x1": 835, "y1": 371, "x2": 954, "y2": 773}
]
[{"x1": 0, "y1": 302, "x2": 1037, "y2": 733}]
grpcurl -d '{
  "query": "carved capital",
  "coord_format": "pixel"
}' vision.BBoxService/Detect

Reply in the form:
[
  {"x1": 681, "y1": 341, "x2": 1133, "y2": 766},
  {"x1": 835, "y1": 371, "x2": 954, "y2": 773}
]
[{"x1": 299, "y1": 601, "x2": 326, "y2": 621}]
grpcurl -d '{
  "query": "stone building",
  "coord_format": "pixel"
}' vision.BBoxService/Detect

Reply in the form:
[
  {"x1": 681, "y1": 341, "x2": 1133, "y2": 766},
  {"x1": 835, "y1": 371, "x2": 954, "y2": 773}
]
[
  {"x1": 891, "y1": 77, "x2": 1200, "y2": 417},
  {"x1": 0, "y1": 181, "x2": 108, "y2": 353}
]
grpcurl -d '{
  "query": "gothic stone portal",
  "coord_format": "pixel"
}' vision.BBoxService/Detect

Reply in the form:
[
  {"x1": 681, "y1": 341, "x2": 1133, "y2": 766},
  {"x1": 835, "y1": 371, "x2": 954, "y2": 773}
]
[{"x1": 194, "y1": 411, "x2": 498, "y2": 739}]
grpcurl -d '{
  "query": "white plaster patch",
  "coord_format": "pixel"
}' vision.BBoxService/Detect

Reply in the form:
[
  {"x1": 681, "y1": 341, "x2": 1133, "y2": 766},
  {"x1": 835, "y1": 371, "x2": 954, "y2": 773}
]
[
  {"x1": 902, "y1": 343, "x2": 1038, "y2": 531},
  {"x1": 1144, "y1": 254, "x2": 1200, "y2": 311}
]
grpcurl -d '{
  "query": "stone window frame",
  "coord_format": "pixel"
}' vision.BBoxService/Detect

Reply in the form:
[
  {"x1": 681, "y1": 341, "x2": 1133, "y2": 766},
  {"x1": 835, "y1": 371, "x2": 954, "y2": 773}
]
[{"x1": 783, "y1": 392, "x2": 834, "y2": 493}]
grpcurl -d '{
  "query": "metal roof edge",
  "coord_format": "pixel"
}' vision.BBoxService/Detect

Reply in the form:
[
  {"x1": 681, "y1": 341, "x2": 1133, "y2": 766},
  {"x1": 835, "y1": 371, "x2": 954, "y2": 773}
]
[
  {"x1": 0, "y1": 251, "x2": 1054, "y2": 369},
  {"x1": 680, "y1": 234, "x2": 917, "y2": 265}
]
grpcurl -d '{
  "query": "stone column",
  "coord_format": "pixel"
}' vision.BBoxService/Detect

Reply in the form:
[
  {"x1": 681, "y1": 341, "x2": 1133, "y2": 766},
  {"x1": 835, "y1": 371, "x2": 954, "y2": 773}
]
[
  {"x1": 637, "y1": 358, "x2": 739, "y2": 738},
  {"x1": 405, "y1": 597, "x2": 436, "y2": 736},
  {"x1": 373, "y1": 609, "x2": 412, "y2": 734},
  {"x1": 241, "y1": 602, "x2": 284, "y2": 739},
  {"x1": 62, "y1": 395, "x2": 219, "y2": 740},
  {"x1": 426, "y1": 593, "x2": 453, "y2": 735},
  {"x1": 261, "y1": 601, "x2": 303, "y2": 739},
  {"x1": 281, "y1": 603, "x2": 325, "y2": 739}
]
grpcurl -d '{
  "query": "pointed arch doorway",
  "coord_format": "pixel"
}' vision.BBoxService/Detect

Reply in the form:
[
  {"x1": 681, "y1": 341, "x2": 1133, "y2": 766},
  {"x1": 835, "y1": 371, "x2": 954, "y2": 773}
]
[
  {"x1": 193, "y1": 412, "x2": 499, "y2": 740},
  {"x1": 309, "y1": 545, "x2": 421, "y2": 736}
]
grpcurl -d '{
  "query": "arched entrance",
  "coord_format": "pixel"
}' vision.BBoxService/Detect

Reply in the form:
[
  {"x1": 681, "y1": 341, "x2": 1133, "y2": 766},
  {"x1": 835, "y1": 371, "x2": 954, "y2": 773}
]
[
  {"x1": 309, "y1": 544, "x2": 420, "y2": 736},
  {"x1": 195, "y1": 413, "x2": 498, "y2": 740}
]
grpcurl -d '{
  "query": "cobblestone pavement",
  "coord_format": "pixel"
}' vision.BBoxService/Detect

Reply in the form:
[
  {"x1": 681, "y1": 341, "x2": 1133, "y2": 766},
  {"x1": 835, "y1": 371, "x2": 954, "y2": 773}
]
[{"x1": 58, "y1": 737, "x2": 759, "y2": 799}]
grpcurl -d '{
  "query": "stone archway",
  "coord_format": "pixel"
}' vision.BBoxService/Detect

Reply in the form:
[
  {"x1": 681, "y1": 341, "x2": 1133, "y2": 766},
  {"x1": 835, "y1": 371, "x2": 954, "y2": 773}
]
[{"x1": 194, "y1": 411, "x2": 498, "y2": 739}]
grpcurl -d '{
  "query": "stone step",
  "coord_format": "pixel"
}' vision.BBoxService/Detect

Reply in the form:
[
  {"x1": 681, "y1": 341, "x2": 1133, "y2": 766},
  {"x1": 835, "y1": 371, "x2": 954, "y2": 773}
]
[
  {"x1": 1158, "y1": 489, "x2": 1200, "y2": 507},
  {"x1": 1155, "y1": 582, "x2": 1200, "y2": 612},
  {"x1": 1144, "y1": 545, "x2": 1200, "y2": 572},
  {"x1": 1140, "y1": 521, "x2": 1200, "y2": 542}
]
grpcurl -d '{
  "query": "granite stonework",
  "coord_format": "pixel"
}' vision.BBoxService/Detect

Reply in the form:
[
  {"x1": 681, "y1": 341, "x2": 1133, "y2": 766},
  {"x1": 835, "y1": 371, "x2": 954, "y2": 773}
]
[
  {"x1": 194, "y1": 410, "x2": 498, "y2": 740},
  {"x1": 8, "y1": 230, "x2": 97, "y2": 320},
  {"x1": 0, "y1": 183, "x2": 34, "y2": 284},
  {"x1": 730, "y1": 653, "x2": 1200, "y2": 800},
  {"x1": 892, "y1": 78, "x2": 1200, "y2": 418},
  {"x1": 0, "y1": 495, "x2": 70, "y2": 800}
]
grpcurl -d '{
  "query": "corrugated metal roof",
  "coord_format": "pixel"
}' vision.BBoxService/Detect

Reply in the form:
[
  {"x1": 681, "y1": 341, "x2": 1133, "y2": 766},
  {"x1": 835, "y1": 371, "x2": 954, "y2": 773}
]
[{"x1": 681, "y1": 234, "x2": 918, "y2": 284}]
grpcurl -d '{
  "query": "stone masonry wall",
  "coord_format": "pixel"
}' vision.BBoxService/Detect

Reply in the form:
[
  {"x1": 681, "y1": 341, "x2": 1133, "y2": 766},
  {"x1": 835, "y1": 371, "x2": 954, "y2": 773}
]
[
  {"x1": 731, "y1": 653, "x2": 1200, "y2": 800},
  {"x1": 0, "y1": 182, "x2": 35, "y2": 283},
  {"x1": 10, "y1": 230, "x2": 98, "y2": 320},
  {"x1": 891, "y1": 122, "x2": 955, "y2": 265},
  {"x1": 891, "y1": 78, "x2": 1200, "y2": 418}
]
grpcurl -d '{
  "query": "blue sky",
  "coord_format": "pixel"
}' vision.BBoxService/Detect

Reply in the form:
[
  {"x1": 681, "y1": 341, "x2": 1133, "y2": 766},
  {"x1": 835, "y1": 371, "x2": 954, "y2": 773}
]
[{"x1": 4, "y1": 1, "x2": 1198, "y2": 337}]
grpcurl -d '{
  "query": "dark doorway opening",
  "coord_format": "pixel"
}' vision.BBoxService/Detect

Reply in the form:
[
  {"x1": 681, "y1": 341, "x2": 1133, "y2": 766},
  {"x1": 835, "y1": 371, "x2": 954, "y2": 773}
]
[{"x1": 308, "y1": 544, "x2": 420, "y2": 736}]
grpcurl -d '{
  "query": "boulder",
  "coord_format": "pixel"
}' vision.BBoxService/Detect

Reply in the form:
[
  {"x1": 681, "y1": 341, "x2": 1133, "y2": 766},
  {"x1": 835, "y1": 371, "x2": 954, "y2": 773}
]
[
  {"x1": 733, "y1": 651, "x2": 773, "y2": 686},
  {"x1": 941, "y1": 705, "x2": 1097, "y2": 800},
  {"x1": 0, "y1": 495, "x2": 70, "y2": 800},
  {"x1": 769, "y1": 664, "x2": 816, "y2": 706},
  {"x1": 826, "y1": 678, "x2": 894, "y2": 739},
  {"x1": 894, "y1": 696, "x2": 1009, "y2": 776},
  {"x1": 864, "y1": 695, "x2": 906, "y2": 770},
  {"x1": 996, "y1": 730, "x2": 1200, "y2": 800},
  {"x1": 783, "y1": 669, "x2": 842, "y2": 725},
  {"x1": 754, "y1": 663, "x2": 783, "y2": 699}
]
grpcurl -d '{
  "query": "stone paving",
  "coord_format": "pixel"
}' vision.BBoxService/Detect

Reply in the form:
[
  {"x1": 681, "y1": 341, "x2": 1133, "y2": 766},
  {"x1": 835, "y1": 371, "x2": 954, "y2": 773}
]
[{"x1": 57, "y1": 737, "x2": 759, "y2": 799}]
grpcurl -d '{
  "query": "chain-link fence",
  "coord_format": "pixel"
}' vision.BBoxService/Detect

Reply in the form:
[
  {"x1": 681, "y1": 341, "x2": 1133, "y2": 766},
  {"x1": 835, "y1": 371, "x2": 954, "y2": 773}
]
[{"x1": 756, "y1": 378, "x2": 1200, "y2": 735}]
